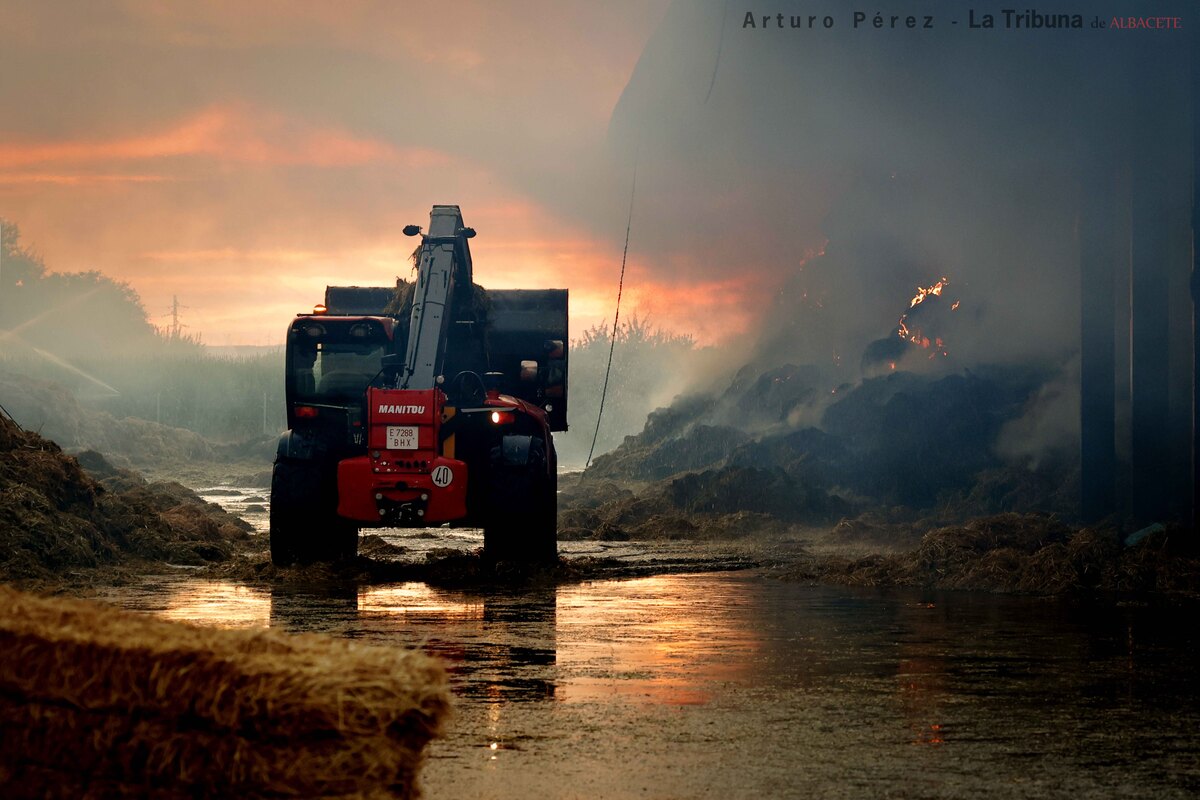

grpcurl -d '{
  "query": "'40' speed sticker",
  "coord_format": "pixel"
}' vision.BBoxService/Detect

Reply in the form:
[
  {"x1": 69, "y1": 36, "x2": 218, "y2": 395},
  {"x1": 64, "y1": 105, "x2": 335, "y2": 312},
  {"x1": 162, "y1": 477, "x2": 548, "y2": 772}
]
[{"x1": 431, "y1": 465, "x2": 453, "y2": 488}]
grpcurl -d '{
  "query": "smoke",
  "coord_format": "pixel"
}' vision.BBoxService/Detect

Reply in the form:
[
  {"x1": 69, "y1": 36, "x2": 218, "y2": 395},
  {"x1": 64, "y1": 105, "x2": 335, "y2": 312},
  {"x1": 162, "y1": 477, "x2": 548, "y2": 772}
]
[
  {"x1": 994, "y1": 356, "x2": 1081, "y2": 470},
  {"x1": 597, "y1": 0, "x2": 1191, "y2": 459}
]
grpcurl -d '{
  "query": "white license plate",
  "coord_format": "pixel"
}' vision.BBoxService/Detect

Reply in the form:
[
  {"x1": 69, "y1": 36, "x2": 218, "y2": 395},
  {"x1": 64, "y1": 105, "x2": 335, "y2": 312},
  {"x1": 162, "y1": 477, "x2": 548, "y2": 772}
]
[{"x1": 386, "y1": 425, "x2": 419, "y2": 450}]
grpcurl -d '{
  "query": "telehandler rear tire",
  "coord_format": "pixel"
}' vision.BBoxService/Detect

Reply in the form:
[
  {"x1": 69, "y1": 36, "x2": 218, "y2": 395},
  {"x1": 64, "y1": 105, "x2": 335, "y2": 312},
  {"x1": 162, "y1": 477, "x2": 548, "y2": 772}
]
[
  {"x1": 270, "y1": 458, "x2": 359, "y2": 566},
  {"x1": 482, "y1": 453, "x2": 557, "y2": 564}
]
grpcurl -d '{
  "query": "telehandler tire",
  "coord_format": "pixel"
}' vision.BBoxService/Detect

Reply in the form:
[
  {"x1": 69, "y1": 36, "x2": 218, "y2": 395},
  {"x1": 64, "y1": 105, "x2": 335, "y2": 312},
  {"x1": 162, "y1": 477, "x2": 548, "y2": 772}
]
[
  {"x1": 270, "y1": 458, "x2": 359, "y2": 566},
  {"x1": 482, "y1": 441, "x2": 557, "y2": 564}
]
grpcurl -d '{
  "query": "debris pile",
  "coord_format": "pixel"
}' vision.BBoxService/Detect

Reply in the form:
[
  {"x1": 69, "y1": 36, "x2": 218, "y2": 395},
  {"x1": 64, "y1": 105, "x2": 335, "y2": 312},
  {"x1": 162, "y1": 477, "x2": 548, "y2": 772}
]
[
  {"x1": 795, "y1": 514, "x2": 1200, "y2": 595},
  {"x1": 572, "y1": 366, "x2": 1079, "y2": 540},
  {"x1": 558, "y1": 466, "x2": 843, "y2": 541},
  {"x1": 0, "y1": 585, "x2": 449, "y2": 799},
  {"x1": 0, "y1": 416, "x2": 251, "y2": 581}
]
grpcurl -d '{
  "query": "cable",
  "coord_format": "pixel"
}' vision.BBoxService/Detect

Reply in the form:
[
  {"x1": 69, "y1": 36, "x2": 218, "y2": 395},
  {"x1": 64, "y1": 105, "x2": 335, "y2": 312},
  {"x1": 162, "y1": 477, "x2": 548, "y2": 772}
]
[
  {"x1": 0, "y1": 402, "x2": 20, "y2": 430},
  {"x1": 586, "y1": 162, "x2": 638, "y2": 468},
  {"x1": 705, "y1": 0, "x2": 731, "y2": 104}
]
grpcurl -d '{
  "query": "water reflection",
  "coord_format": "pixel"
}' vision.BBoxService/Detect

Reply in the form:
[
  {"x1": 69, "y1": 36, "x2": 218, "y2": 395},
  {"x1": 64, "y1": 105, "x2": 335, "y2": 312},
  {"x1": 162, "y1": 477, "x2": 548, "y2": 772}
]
[
  {"x1": 261, "y1": 582, "x2": 558, "y2": 703},
  {"x1": 553, "y1": 575, "x2": 761, "y2": 705},
  {"x1": 124, "y1": 573, "x2": 1200, "y2": 797},
  {"x1": 358, "y1": 583, "x2": 484, "y2": 619},
  {"x1": 157, "y1": 580, "x2": 271, "y2": 628},
  {"x1": 141, "y1": 573, "x2": 1200, "y2": 722}
]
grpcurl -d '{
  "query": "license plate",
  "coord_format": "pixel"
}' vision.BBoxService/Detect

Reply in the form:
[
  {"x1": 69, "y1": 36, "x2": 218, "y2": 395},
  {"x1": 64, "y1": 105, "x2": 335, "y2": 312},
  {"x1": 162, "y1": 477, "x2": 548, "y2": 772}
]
[{"x1": 386, "y1": 425, "x2": 419, "y2": 450}]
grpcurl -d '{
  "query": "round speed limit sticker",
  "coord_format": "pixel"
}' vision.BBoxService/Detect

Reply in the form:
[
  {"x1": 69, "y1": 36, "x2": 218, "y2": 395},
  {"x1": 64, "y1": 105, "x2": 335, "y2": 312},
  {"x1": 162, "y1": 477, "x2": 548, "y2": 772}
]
[{"x1": 431, "y1": 465, "x2": 454, "y2": 488}]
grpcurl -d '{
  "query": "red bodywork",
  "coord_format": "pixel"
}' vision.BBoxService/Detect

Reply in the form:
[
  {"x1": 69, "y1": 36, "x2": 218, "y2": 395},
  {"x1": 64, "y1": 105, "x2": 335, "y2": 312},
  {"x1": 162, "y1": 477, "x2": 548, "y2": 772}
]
[
  {"x1": 336, "y1": 386, "x2": 551, "y2": 526},
  {"x1": 337, "y1": 388, "x2": 468, "y2": 524}
]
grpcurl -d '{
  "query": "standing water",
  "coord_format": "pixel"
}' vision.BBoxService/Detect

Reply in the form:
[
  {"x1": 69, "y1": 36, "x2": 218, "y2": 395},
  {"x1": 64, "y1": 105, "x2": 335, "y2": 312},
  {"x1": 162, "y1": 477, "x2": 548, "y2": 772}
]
[{"x1": 102, "y1": 570, "x2": 1200, "y2": 799}]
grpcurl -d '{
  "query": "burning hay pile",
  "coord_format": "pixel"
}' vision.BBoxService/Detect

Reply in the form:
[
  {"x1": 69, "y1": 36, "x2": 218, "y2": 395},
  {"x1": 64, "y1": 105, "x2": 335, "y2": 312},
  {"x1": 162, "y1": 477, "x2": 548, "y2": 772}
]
[
  {"x1": 0, "y1": 415, "x2": 250, "y2": 581},
  {"x1": 0, "y1": 585, "x2": 450, "y2": 799},
  {"x1": 567, "y1": 366, "x2": 1085, "y2": 543}
]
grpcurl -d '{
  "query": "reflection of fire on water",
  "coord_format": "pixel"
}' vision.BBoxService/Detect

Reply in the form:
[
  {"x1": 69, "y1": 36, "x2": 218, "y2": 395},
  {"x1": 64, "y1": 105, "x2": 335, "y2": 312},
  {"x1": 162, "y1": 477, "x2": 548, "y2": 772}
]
[{"x1": 897, "y1": 602, "x2": 948, "y2": 747}]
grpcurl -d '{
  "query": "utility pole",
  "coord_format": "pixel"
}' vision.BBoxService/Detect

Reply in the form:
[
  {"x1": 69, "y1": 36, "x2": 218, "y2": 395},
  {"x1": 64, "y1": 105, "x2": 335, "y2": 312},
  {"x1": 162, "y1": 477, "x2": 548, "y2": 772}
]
[
  {"x1": 169, "y1": 295, "x2": 184, "y2": 339},
  {"x1": 1192, "y1": 27, "x2": 1200, "y2": 532}
]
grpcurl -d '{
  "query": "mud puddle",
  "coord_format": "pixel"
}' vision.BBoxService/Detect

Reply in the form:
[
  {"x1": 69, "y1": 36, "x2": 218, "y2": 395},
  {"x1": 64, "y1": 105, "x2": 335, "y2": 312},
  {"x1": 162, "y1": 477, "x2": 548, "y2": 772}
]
[
  {"x1": 191, "y1": 485, "x2": 270, "y2": 534},
  {"x1": 95, "y1": 569, "x2": 1200, "y2": 799},
  {"x1": 187, "y1": 482, "x2": 766, "y2": 578}
]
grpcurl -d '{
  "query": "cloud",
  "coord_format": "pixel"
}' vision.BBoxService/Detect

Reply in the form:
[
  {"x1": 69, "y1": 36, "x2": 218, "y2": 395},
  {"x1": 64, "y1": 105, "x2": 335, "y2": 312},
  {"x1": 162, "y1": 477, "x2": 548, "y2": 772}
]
[
  {"x1": 0, "y1": 1, "x2": 719, "y2": 347},
  {"x1": 0, "y1": 105, "x2": 447, "y2": 170},
  {"x1": 0, "y1": 173, "x2": 168, "y2": 185}
]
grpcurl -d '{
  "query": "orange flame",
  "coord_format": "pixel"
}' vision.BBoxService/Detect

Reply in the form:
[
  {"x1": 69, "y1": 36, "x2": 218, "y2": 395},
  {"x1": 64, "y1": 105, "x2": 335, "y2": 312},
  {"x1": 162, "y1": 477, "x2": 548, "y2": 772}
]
[
  {"x1": 896, "y1": 276, "x2": 953, "y2": 359},
  {"x1": 909, "y1": 277, "x2": 949, "y2": 309}
]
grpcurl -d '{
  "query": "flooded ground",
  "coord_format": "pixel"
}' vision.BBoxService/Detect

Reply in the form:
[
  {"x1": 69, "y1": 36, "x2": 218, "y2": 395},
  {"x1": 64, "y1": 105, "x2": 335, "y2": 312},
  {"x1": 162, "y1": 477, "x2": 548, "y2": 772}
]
[
  {"x1": 106, "y1": 482, "x2": 1200, "y2": 797},
  {"x1": 99, "y1": 563, "x2": 1200, "y2": 799}
]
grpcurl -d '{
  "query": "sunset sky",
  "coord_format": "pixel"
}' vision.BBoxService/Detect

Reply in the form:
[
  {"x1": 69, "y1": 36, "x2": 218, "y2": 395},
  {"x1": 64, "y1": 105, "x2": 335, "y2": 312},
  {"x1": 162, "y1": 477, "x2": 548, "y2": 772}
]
[
  {"x1": 0, "y1": 1, "x2": 768, "y2": 346},
  {"x1": 4, "y1": 0, "x2": 1190, "y2": 367}
]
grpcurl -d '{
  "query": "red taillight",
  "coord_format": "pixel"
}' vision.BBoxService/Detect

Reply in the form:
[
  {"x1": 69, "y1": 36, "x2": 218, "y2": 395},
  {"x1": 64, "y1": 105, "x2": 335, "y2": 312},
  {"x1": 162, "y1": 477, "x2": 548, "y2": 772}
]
[
  {"x1": 295, "y1": 406, "x2": 319, "y2": 418},
  {"x1": 489, "y1": 410, "x2": 515, "y2": 425}
]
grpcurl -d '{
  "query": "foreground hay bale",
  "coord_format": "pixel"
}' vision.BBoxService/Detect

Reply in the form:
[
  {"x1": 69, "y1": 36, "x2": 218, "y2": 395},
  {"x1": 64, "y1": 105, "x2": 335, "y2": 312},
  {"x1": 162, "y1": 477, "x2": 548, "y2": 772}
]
[{"x1": 0, "y1": 585, "x2": 450, "y2": 799}]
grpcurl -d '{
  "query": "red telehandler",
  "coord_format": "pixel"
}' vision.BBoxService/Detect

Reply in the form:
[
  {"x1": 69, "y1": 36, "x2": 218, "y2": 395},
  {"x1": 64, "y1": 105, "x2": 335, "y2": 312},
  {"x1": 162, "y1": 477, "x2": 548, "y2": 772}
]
[{"x1": 270, "y1": 205, "x2": 567, "y2": 565}]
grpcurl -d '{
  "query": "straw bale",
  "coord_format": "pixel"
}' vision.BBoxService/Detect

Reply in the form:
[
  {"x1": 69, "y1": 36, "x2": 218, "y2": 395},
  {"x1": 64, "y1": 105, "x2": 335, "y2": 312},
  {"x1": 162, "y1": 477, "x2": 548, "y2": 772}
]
[
  {"x1": 0, "y1": 697, "x2": 427, "y2": 797},
  {"x1": 558, "y1": 507, "x2": 601, "y2": 531},
  {"x1": 0, "y1": 761, "x2": 404, "y2": 800},
  {"x1": 558, "y1": 478, "x2": 635, "y2": 510},
  {"x1": 916, "y1": 513, "x2": 1069, "y2": 575},
  {"x1": 633, "y1": 514, "x2": 700, "y2": 539},
  {"x1": 0, "y1": 586, "x2": 450, "y2": 798},
  {"x1": 0, "y1": 586, "x2": 448, "y2": 739}
]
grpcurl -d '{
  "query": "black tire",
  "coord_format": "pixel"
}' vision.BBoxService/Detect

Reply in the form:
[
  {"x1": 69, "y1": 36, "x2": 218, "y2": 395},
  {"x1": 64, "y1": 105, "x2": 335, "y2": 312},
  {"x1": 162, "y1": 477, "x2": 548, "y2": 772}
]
[
  {"x1": 270, "y1": 458, "x2": 359, "y2": 566},
  {"x1": 481, "y1": 471, "x2": 556, "y2": 563},
  {"x1": 482, "y1": 434, "x2": 556, "y2": 566},
  {"x1": 482, "y1": 443, "x2": 557, "y2": 564}
]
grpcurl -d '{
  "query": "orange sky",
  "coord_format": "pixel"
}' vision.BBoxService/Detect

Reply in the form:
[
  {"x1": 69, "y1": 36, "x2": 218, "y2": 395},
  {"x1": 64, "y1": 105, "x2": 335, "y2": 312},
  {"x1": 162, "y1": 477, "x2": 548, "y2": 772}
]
[{"x1": 0, "y1": 0, "x2": 768, "y2": 345}]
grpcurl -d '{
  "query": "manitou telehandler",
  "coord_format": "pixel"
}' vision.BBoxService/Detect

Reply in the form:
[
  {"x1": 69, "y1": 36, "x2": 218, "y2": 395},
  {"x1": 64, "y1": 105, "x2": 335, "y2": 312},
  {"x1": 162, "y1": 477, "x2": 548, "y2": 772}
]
[{"x1": 270, "y1": 205, "x2": 567, "y2": 565}]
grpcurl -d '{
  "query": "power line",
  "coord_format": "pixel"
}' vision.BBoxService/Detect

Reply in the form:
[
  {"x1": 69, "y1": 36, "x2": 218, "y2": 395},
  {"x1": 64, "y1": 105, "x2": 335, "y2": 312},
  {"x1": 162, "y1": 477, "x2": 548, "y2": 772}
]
[
  {"x1": 586, "y1": 162, "x2": 638, "y2": 468},
  {"x1": 705, "y1": 0, "x2": 731, "y2": 104}
]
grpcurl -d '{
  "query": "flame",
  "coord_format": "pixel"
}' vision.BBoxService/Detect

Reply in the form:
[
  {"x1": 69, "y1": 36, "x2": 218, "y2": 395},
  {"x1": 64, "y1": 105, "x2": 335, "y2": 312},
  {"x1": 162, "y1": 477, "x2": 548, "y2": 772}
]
[
  {"x1": 909, "y1": 277, "x2": 949, "y2": 309},
  {"x1": 895, "y1": 277, "x2": 953, "y2": 359}
]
